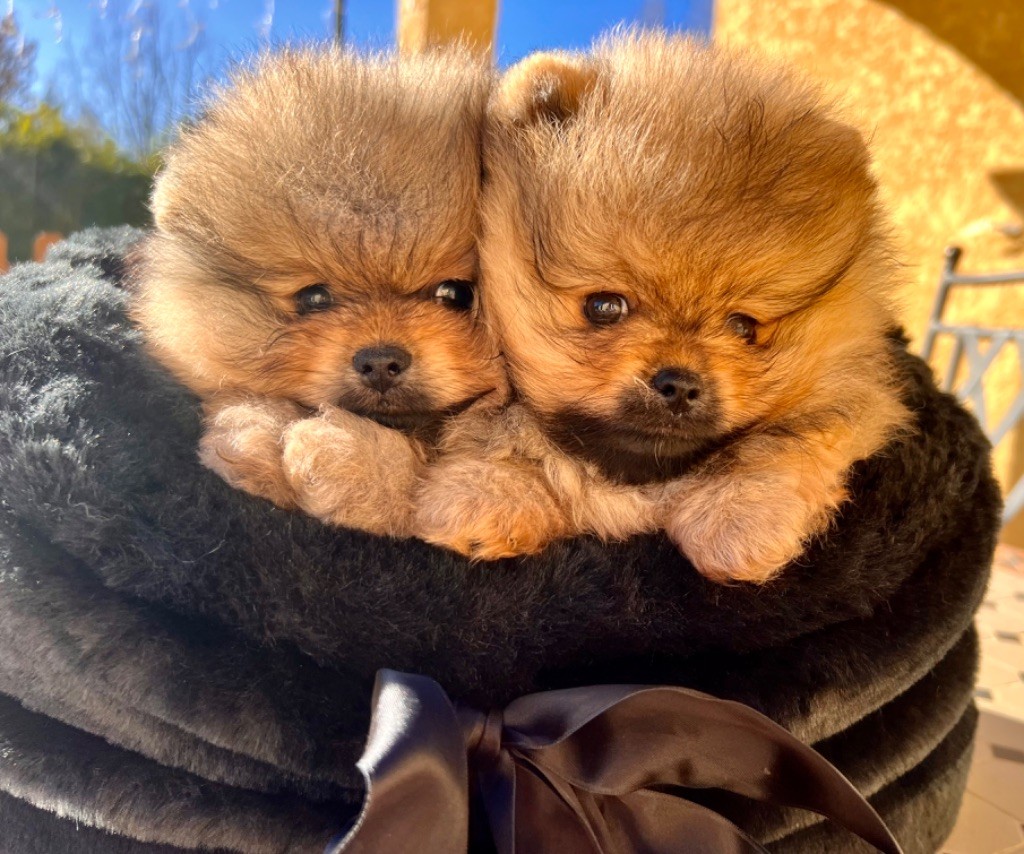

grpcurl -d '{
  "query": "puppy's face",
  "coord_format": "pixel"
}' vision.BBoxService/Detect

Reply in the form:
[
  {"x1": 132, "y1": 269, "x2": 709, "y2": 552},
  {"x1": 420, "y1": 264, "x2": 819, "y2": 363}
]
[
  {"x1": 483, "y1": 36, "x2": 895, "y2": 482},
  {"x1": 134, "y1": 48, "x2": 504, "y2": 433}
]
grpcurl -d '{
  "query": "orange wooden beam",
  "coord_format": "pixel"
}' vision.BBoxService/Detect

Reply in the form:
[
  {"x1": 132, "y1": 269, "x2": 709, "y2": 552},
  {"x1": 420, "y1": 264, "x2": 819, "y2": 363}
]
[
  {"x1": 33, "y1": 231, "x2": 63, "y2": 263},
  {"x1": 397, "y1": 0, "x2": 498, "y2": 56}
]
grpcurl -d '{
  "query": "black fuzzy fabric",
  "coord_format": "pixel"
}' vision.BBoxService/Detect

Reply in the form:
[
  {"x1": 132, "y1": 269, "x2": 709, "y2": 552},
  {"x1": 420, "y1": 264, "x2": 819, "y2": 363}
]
[{"x1": 0, "y1": 228, "x2": 1001, "y2": 853}]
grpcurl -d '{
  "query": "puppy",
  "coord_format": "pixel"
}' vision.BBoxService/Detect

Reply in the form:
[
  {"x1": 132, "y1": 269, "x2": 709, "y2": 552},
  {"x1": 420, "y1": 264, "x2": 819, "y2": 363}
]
[
  {"x1": 416, "y1": 33, "x2": 910, "y2": 582},
  {"x1": 132, "y1": 47, "x2": 506, "y2": 535}
]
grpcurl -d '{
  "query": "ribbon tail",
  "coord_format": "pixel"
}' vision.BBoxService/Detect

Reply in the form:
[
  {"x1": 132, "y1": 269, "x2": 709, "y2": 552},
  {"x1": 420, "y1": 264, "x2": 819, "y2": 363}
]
[
  {"x1": 509, "y1": 755, "x2": 605, "y2": 854},
  {"x1": 503, "y1": 754, "x2": 770, "y2": 854},
  {"x1": 330, "y1": 670, "x2": 470, "y2": 854},
  {"x1": 506, "y1": 685, "x2": 903, "y2": 854},
  {"x1": 601, "y1": 789, "x2": 770, "y2": 854},
  {"x1": 476, "y1": 740, "x2": 518, "y2": 854}
]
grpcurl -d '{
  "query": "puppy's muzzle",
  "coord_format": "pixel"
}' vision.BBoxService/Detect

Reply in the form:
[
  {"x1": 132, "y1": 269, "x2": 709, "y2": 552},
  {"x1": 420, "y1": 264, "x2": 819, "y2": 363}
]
[
  {"x1": 353, "y1": 345, "x2": 412, "y2": 394},
  {"x1": 651, "y1": 367, "x2": 704, "y2": 416}
]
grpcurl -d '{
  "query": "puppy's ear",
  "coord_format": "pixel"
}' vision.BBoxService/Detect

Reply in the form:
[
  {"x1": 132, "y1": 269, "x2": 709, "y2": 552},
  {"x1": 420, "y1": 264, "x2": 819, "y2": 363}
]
[
  {"x1": 493, "y1": 51, "x2": 599, "y2": 127},
  {"x1": 823, "y1": 117, "x2": 871, "y2": 163}
]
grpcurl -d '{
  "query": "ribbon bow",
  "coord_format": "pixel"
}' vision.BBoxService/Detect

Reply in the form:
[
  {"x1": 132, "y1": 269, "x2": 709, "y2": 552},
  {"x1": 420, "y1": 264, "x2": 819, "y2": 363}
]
[{"x1": 329, "y1": 670, "x2": 902, "y2": 854}]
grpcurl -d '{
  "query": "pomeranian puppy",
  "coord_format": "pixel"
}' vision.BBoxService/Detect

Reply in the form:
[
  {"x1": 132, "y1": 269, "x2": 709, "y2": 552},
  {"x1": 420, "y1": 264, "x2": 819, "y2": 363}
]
[
  {"x1": 132, "y1": 47, "x2": 507, "y2": 535},
  {"x1": 415, "y1": 33, "x2": 910, "y2": 582}
]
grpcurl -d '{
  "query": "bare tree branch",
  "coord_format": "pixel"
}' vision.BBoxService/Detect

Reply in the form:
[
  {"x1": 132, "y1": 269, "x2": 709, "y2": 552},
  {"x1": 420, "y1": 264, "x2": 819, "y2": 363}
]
[
  {"x1": 0, "y1": 12, "x2": 37, "y2": 105},
  {"x1": 56, "y1": 0, "x2": 214, "y2": 159}
]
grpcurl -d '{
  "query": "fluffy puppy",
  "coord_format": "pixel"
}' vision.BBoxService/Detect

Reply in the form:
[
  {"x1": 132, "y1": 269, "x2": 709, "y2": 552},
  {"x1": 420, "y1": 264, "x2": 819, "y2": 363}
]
[
  {"x1": 416, "y1": 33, "x2": 911, "y2": 582},
  {"x1": 132, "y1": 47, "x2": 506, "y2": 535}
]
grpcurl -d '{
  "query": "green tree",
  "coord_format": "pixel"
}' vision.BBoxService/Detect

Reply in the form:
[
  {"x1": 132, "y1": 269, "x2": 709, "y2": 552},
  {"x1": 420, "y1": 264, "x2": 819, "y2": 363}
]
[{"x1": 0, "y1": 103, "x2": 156, "y2": 262}]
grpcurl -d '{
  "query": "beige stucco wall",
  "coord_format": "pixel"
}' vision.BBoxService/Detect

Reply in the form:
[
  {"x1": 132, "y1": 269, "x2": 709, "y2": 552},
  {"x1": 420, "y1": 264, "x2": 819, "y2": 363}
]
[{"x1": 715, "y1": 0, "x2": 1024, "y2": 540}]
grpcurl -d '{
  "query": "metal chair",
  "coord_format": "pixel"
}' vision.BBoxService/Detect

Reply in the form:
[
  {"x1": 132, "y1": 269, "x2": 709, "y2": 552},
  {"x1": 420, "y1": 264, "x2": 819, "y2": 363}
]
[{"x1": 920, "y1": 246, "x2": 1024, "y2": 524}]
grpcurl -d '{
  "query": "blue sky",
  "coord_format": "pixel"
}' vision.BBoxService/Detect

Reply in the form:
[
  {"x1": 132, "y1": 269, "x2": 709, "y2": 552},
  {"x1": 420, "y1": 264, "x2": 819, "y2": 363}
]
[{"x1": 14, "y1": 0, "x2": 713, "y2": 89}]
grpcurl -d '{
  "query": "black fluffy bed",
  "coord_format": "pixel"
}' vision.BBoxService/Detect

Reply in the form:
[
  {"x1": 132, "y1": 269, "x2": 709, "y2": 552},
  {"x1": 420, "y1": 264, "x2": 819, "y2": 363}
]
[{"x1": 0, "y1": 228, "x2": 1001, "y2": 853}]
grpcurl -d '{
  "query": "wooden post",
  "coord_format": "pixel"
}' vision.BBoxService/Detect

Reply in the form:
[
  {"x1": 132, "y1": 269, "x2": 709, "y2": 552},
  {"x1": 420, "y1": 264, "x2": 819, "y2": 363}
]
[
  {"x1": 0, "y1": 231, "x2": 8, "y2": 274},
  {"x1": 33, "y1": 232, "x2": 63, "y2": 263},
  {"x1": 333, "y1": 0, "x2": 344, "y2": 46},
  {"x1": 397, "y1": 0, "x2": 497, "y2": 56}
]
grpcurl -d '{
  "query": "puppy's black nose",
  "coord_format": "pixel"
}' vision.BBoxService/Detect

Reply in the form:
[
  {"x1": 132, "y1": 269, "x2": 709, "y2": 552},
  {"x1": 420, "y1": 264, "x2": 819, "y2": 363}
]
[
  {"x1": 352, "y1": 345, "x2": 412, "y2": 393},
  {"x1": 651, "y1": 367, "x2": 703, "y2": 414}
]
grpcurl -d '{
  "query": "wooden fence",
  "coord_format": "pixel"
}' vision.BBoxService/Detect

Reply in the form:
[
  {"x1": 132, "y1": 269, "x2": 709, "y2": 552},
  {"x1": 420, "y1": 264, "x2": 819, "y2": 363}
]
[{"x1": 0, "y1": 230, "x2": 63, "y2": 274}]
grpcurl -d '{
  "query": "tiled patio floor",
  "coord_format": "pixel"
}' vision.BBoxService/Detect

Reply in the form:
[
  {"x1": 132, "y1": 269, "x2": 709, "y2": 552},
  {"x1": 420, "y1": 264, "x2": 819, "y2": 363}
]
[{"x1": 942, "y1": 545, "x2": 1024, "y2": 854}]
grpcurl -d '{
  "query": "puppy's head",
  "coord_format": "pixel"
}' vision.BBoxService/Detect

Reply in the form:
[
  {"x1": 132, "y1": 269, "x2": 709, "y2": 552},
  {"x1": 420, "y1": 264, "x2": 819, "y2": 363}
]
[
  {"x1": 133, "y1": 47, "x2": 504, "y2": 434},
  {"x1": 483, "y1": 33, "x2": 898, "y2": 483}
]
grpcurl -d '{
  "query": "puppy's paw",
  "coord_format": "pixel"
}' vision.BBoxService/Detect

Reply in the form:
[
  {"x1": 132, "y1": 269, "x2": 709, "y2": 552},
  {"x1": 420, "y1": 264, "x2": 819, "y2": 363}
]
[
  {"x1": 199, "y1": 398, "x2": 304, "y2": 509},
  {"x1": 664, "y1": 476, "x2": 837, "y2": 584},
  {"x1": 414, "y1": 462, "x2": 567, "y2": 560},
  {"x1": 281, "y1": 408, "x2": 421, "y2": 536}
]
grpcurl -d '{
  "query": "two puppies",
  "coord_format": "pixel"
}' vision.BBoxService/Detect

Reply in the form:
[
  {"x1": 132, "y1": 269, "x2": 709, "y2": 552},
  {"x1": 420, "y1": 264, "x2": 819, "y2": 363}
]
[{"x1": 134, "y1": 35, "x2": 909, "y2": 583}]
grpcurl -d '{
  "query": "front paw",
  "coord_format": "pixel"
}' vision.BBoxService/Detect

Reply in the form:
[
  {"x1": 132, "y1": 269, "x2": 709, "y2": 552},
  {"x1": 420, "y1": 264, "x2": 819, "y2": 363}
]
[
  {"x1": 199, "y1": 399, "x2": 304, "y2": 509},
  {"x1": 281, "y1": 409, "x2": 421, "y2": 536},
  {"x1": 664, "y1": 479, "x2": 834, "y2": 584},
  {"x1": 414, "y1": 462, "x2": 566, "y2": 561}
]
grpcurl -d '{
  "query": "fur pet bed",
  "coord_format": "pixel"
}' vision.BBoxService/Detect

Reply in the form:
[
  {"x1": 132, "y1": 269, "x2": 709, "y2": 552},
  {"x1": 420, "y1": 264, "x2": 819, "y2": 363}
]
[{"x1": 0, "y1": 228, "x2": 1001, "y2": 853}]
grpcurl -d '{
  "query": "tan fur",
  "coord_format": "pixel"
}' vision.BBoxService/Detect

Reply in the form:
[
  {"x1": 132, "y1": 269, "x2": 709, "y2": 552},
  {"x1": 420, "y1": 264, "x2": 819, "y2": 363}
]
[
  {"x1": 131, "y1": 47, "x2": 506, "y2": 530},
  {"x1": 280, "y1": 406, "x2": 427, "y2": 536},
  {"x1": 417, "y1": 32, "x2": 911, "y2": 582},
  {"x1": 417, "y1": 402, "x2": 664, "y2": 557},
  {"x1": 414, "y1": 404, "x2": 572, "y2": 558},
  {"x1": 198, "y1": 396, "x2": 305, "y2": 510}
]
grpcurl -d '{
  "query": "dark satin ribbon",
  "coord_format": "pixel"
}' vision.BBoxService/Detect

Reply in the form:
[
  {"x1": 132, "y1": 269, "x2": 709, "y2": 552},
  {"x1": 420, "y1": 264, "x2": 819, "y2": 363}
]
[{"x1": 328, "y1": 670, "x2": 903, "y2": 854}]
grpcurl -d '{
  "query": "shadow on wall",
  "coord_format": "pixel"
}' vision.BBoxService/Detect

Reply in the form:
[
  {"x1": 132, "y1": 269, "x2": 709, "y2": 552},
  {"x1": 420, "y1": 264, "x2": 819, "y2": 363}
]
[
  {"x1": 991, "y1": 171, "x2": 1024, "y2": 228},
  {"x1": 888, "y1": 0, "x2": 1024, "y2": 105}
]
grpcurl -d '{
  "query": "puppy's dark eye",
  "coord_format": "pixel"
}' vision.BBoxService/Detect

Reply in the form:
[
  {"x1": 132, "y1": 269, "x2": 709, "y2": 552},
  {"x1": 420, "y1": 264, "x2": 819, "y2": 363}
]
[
  {"x1": 295, "y1": 284, "x2": 333, "y2": 314},
  {"x1": 584, "y1": 293, "x2": 629, "y2": 325},
  {"x1": 433, "y1": 280, "x2": 474, "y2": 311},
  {"x1": 727, "y1": 313, "x2": 758, "y2": 344}
]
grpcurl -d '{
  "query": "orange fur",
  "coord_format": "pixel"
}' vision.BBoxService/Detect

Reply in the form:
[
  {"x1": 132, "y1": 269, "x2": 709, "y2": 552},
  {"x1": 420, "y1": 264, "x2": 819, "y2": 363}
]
[
  {"x1": 417, "y1": 32, "x2": 911, "y2": 582},
  {"x1": 131, "y1": 47, "x2": 506, "y2": 532}
]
